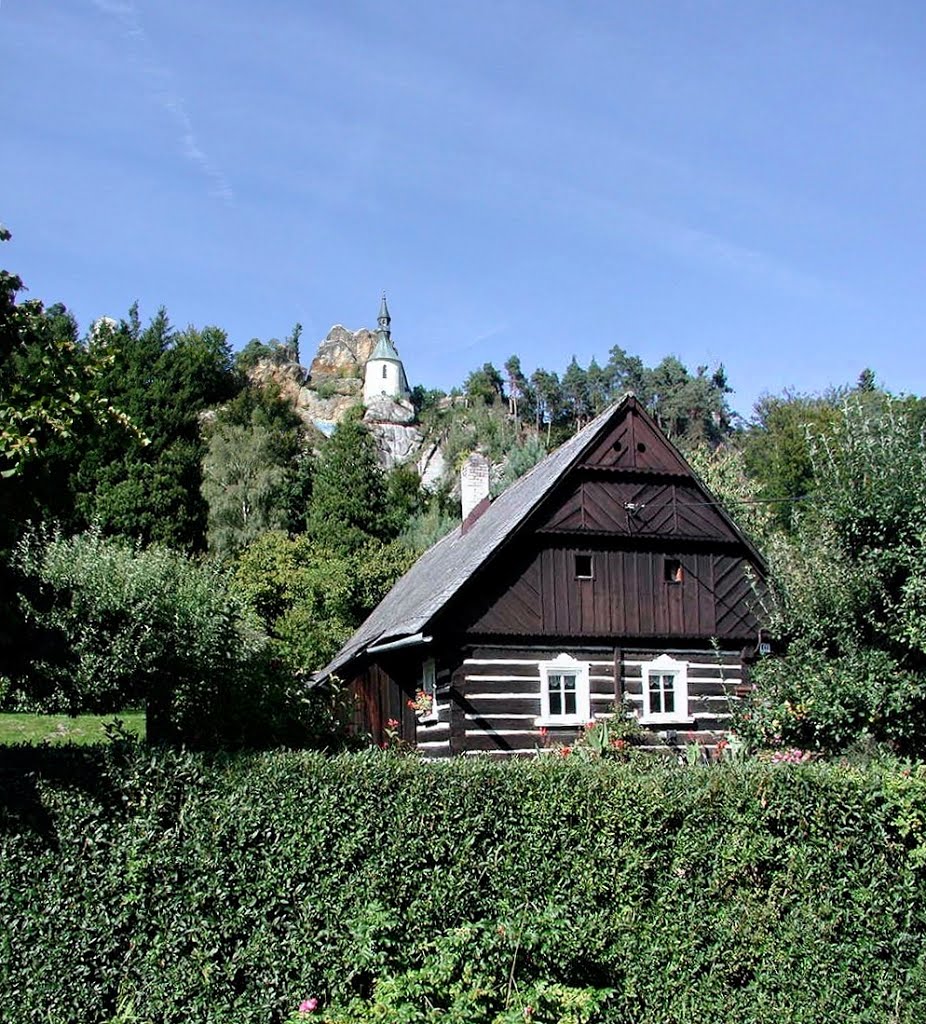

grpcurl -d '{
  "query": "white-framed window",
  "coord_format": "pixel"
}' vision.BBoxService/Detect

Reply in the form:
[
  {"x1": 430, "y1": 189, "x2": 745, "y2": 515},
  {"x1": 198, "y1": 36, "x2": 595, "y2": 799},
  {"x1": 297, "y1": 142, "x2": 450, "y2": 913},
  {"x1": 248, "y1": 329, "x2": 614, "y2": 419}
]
[
  {"x1": 640, "y1": 654, "x2": 693, "y2": 724},
  {"x1": 536, "y1": 653, "x2": 590, "y2": 727}
]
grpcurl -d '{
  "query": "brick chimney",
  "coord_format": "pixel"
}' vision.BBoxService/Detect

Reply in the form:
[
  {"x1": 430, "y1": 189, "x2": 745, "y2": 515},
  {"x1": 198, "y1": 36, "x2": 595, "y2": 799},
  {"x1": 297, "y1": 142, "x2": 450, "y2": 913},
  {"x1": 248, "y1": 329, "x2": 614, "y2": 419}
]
[{"x1": 460, "y1": 452, "x2": 491, "y2": 531}]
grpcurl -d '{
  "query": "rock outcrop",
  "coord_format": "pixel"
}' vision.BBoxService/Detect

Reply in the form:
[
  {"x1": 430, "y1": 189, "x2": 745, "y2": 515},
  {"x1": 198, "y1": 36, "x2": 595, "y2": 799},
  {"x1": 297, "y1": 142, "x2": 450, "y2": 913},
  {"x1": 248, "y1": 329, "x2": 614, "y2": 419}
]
[
  {"x1": 295, "y1": 378, "x2": 363, "y2": 428},
  {"x1": 308, "y1": 325, "x2": 376, "y2": 382},
  {"x1": 247, "y1": 321, "x2": 450, "y2": 486},
  {"x1": 247, "y1": 356, "x2": 306, "y2": 407},
  {"x1": 363, "y1": 395, "x2": 416, "y2": 426}
]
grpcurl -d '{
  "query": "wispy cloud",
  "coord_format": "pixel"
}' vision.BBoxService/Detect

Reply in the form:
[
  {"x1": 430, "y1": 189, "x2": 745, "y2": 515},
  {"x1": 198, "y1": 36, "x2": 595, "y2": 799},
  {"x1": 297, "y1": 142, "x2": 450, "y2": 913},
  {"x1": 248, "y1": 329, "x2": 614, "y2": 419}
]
[
  {"x1": 619, "y1": 205, "x2": 839, "y2": 301},
  {"x1": 89, "y1": 0, "x2": 233, "y2": 204},
  {"x1": 457, "y1": 323, "x2": 509, "y2": 353}
]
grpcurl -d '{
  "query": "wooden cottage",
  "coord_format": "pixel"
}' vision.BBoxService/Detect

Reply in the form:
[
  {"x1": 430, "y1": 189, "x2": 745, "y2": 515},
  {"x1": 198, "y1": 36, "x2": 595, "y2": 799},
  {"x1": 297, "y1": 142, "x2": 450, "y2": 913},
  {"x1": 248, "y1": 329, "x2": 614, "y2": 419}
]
[{"x1": 316, "y1": 395, "x2": 768, "y2": 756}]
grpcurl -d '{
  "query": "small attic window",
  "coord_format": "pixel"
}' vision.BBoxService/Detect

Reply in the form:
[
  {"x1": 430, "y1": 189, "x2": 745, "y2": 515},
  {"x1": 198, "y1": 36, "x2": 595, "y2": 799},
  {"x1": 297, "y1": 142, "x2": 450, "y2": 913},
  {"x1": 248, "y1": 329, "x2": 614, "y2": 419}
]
[
  {"x1": 636, "y1": 442, "x2": 647, "y2": 453},
  {"x1": 382, "y1": 364, "x2": 388, "y2": 379},
  {"x1": 612, "y1": 440, "x2": 623, "y2": 452},
  {"x1": 575, "y1": 554, "x2": 593, "y2": 579},
  {"x1": 664, "y1": 558, "x2": 683, "y2": 584}
]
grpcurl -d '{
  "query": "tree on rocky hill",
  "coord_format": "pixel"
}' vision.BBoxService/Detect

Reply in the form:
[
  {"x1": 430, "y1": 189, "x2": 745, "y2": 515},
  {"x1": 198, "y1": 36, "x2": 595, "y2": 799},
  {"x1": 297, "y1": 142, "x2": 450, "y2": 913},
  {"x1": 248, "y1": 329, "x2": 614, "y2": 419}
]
[
  {"x1": 74, "y1": 310, "x2": 240, "y2": 551},
  {"x1": 305, "y1": 412, "x2": 393, "y2": 556}
]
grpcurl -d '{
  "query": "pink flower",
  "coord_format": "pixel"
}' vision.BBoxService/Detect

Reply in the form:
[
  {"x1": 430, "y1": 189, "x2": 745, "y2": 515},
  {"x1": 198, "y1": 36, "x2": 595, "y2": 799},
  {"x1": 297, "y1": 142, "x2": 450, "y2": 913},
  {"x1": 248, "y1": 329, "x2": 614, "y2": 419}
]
[
  {"x1": 560, "y1": 746, "x2": 572, "y2": 757},
  {"x1": 386, "y1": 718, "x2": 399, "y2": 729},
  {"x1": 299, "y1": 997, "x2": 318, "y2": 1013},
  {"x1": 538, "y1": 726, "x2": 548, "y2": 738}
]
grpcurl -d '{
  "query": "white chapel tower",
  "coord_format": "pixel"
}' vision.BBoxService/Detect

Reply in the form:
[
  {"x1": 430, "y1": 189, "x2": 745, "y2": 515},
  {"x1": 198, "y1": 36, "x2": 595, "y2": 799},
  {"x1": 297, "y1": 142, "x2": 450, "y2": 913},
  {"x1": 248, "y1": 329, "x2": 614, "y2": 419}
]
[{"x1": 363, "y1": 293, "x2": 411, "y2": 405}]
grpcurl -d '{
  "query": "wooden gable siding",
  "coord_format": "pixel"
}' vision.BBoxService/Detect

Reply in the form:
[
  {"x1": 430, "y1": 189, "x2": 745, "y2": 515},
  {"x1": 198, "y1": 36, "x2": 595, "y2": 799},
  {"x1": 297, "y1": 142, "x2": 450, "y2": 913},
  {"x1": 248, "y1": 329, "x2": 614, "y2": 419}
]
[
  {"x1": 580, "y1": 406, "x2": 691, "y2": 473},
  {"x1": 538, "y1": 477, "x2": 738, "y2": 541},
  {"x1": 463, "y1": 544, "x2": 760, "y2": 640}
]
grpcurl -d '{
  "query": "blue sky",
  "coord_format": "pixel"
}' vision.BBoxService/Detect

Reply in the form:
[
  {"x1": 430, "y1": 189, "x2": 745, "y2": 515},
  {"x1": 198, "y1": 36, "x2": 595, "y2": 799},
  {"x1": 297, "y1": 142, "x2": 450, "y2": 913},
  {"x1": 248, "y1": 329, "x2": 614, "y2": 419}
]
[{"x1": 3, "y1": 1, "x2": 924, "y2": 418}]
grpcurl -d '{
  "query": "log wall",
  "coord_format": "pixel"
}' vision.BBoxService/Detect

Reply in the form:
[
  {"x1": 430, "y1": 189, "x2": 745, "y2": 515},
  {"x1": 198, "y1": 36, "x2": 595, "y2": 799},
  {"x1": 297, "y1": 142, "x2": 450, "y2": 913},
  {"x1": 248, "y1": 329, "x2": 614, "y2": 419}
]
[{"x1": 428, "y1": 644, "x2": 747, "y2": 759}]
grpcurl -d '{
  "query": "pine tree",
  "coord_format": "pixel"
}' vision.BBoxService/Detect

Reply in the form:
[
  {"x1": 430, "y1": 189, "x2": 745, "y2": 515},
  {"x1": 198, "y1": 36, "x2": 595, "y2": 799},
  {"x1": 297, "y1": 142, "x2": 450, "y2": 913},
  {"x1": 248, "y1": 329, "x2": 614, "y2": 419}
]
[
  {"x1": 305, "y1": 414, "x2": 392, "y2": 556},
  {"x1": 562, "y1": 356, "x2": 591, "y2": 432}
]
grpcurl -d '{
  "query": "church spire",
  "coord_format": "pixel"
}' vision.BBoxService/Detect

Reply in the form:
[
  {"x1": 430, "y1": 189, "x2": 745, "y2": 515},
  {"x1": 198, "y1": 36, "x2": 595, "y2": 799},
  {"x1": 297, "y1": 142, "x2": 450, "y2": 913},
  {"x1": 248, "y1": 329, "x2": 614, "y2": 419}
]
[{"x1": 377, "y1": 292, "x2": 391, "y2": 337}]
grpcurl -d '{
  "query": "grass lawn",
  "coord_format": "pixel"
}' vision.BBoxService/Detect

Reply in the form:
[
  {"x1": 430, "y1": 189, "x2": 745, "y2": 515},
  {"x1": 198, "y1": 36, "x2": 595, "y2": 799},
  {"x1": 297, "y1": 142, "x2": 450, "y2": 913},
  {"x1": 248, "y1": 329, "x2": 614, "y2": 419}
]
[{"x1": 0, "y1": 712, "x2": 145, "y2": 745}]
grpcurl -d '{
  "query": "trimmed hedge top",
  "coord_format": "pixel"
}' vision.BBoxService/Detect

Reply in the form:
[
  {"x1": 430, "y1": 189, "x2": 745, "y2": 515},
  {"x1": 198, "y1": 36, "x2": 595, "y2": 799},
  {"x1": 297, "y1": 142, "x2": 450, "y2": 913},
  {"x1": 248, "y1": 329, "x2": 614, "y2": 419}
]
[{"x1": 2, "y1": 748, "x2": 926, "y2": 1022}]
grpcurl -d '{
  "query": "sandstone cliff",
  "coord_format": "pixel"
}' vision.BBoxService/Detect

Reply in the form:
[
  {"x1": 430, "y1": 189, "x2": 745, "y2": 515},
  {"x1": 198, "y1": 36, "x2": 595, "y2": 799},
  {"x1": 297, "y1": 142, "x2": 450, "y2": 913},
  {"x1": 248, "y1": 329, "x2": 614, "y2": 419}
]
[{"x1": 247, "y1": 323, "x2": 445, "y2": 484}]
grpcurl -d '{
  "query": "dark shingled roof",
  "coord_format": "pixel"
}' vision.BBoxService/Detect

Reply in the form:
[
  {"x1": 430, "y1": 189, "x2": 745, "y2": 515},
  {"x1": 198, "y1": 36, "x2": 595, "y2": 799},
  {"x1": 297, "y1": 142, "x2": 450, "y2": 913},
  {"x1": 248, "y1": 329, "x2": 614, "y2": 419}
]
[{"x1": 315, "y1": 396, "x2": 634, "y2": 683}]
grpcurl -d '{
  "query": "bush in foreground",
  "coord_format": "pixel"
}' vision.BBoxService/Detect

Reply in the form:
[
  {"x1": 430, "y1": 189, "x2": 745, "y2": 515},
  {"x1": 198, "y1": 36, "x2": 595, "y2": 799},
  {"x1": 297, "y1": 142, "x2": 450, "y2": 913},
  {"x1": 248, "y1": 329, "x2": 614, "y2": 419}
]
[{"x1": 2, "y1": 748, "x2": 926, "y2": 1022}]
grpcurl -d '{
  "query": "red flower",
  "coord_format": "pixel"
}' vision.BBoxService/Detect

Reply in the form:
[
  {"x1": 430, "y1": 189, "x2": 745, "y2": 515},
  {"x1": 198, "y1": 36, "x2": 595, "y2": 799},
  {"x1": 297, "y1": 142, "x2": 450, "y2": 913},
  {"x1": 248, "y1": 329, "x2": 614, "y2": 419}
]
[
  {"x1": 406, "y1": 699, "x2": 415, "y2": 709},
  {"x1": 538, "y1": 726, "x2": 548, "y2": 738},
  {"x1": 560, "y1": 746, "x2": 572, "y2": 757}
]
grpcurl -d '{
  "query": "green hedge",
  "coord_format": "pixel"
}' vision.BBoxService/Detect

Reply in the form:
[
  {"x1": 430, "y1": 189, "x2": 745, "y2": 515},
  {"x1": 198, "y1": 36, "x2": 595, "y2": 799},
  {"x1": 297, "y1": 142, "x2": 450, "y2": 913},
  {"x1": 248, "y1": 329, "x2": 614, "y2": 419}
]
[{"x1": 2, "y1": 747, "x2": 926, "y2": 1022}]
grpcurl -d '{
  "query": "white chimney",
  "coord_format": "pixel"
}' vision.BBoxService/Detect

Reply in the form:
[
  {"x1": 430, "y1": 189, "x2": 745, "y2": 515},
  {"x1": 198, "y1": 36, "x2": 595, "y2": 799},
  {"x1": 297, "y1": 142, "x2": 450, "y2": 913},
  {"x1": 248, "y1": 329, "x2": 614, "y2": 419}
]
[{"x1": 460, "y1": 452, "x2": 491, "y2": 523}]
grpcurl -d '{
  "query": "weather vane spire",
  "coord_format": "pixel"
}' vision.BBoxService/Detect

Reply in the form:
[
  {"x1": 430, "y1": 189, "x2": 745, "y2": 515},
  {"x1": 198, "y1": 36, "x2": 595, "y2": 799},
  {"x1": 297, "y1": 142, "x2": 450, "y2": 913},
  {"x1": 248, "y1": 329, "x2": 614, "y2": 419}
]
[{"x1": 377, "y1": 292, "x2": 391, "y2": 337}]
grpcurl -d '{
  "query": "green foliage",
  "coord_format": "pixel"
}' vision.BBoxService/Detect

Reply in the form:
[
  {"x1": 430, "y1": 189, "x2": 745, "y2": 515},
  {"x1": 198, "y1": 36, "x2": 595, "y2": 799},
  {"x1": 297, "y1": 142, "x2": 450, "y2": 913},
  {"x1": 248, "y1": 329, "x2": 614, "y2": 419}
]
[
  {"x1": 385, "y1": 464, "x2": 425, "y2": 535},
  {"x1": 4, "y1": 752, "x2": 926, "y2": 1022},
  {"x1": 73, "y1": 311, "x2": 241, "y2": 551},
  {"x1": 317, "y1": 917, "x2": 613, "y2": 1024},
  {"x1": 233, "y1": 531, "x2": 415, "y2": 674},
  {"x1": 429, "y1": 401, "x2": 521, "y2": 476},
  {"x1": 741, "y1": 389, "x2": 841, "y2": 531},
  {"x1": 464, "y1": 362, "x2": 505, "y2": 406},
  {"x1": 398, "y1": 498, "x2": 460, "y2": 555},
  {"x1": 493, "y1": 435, "x2": 548, "y2": 496},
  {"x1": 235, "y1": 327, "x2": 302, "y2": 372},
  {"x1": 738, "y1": 397, "x2": 926, "y2": 756},
  {"x1": 7, "y1": 529, "x2": 301, "y2": 746},
  {"x1": 203, "y1": 383, "x2": 315, "y2": 543},
  {"x1": 561, "y1": 356, "x2": 591, "y2": 431},
  {"x1": 201, "y1": 419, "x2": 289, "y2": 556},
  {"x1": 568, "y1": 705, "x2": 644, "y2": 761},
  {"x1": 503, "y1": 354, "x2": 532, "y2": 425},
  {"x1": 306, "y1": 417, "x2": 394, "y2": 555},
  {"x1": 0, "y1": 231, "x2": 136, "y2": 479},
  {"x1": 684, "y1": 442, "x2": 774, "y2": 545},
  {"x1": 525, "y1": 348, "x2": 732, "y2": 446},
  {"x1": 529, "y1": 367, "x2": 563, "y2": 442},
  {"x1": 410, "y1": 384, "x2": 446, "y2": 416}
]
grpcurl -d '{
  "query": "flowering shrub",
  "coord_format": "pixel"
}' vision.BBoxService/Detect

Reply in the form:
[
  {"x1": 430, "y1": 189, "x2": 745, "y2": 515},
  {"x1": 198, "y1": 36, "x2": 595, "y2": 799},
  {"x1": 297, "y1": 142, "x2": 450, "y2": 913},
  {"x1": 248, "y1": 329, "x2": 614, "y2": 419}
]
[
  {"x1": 769, "y1": 747, "x2": 815, "y2": 764},
  {"x1": 379, "y1": 718, "x2": 416, "y2": 755},
  {"x1": 406, "y1": 689, "x2": 433, "y2": 717},
  {"x1": 285, "y1": 996, "x2": 318, "y2": 1021},
  {"x1": 568, "y1": 704, "x2": 642, "y2": 761}
]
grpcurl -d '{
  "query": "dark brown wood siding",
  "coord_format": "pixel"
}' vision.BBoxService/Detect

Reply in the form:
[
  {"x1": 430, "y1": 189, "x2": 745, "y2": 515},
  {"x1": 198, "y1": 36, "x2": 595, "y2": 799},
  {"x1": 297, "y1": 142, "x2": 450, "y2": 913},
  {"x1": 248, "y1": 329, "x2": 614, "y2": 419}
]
[
  {"x1": 458, "y1": 545, "x2": 760, "y2": 640},
  {"x1": 348, "y1": 662, "x2": 414, "y2": 746},
  {"x1": 579, "y1": 407, "x2": 692, "y2": 473},
  {"x1": 538, "y1": 478, "x2": 738, "y2": 542}
]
